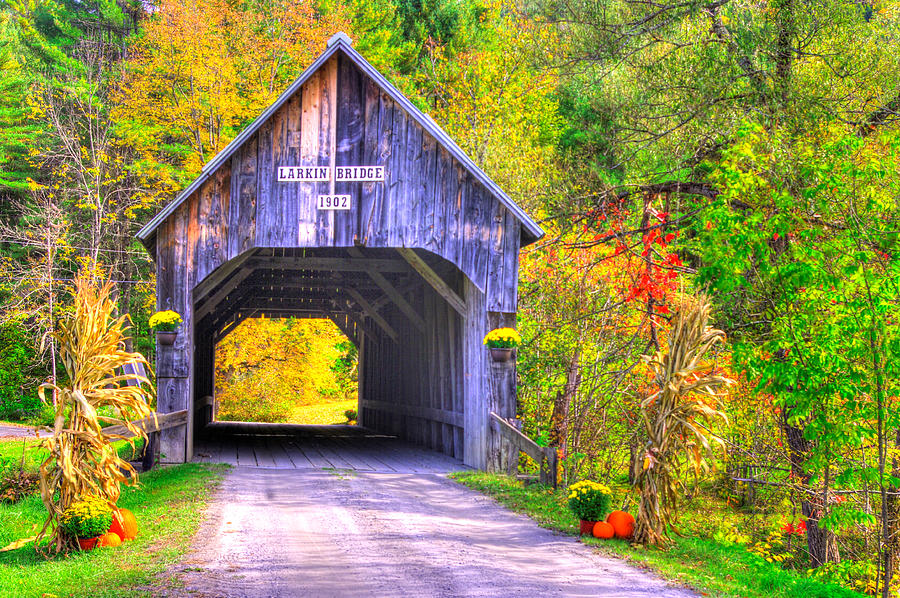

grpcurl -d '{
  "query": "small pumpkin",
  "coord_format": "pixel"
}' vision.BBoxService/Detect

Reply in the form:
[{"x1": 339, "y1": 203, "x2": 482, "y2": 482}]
[
  {"x1": 99, "y1": 532, "x2": 122, "y2": 548},
  {"x1": 606, "y1": 510, "x2": 635, "y2": 539},
  {"x1": 111, "y1": 508, "x2": 138, "y2": 541},
  {"x1": 592, "y1": 521, "x2": 615, "y2": 539}
]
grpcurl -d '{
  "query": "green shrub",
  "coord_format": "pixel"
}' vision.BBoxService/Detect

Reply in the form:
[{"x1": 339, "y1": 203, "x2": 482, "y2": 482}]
[
  {"x1": 0, "y1": 456, "x2": 40, "y2": 503},
  {"x1": 0, "y1": 319, "x2": 42, "y2": 420}
]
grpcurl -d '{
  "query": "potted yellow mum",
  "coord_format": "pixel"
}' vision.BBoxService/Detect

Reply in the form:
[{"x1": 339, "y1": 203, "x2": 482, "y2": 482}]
[
  {"x1": 60, "y1": 497, "x2": 114, "y2": 550},
  {"x1": 483, "y1": 327, "x2": 521, "y2": 362},
  {"x1": 567, "y1": 480, "x2": 613, "y2": 535},
  {"x1": 149, "y1": 310, "x2": 182, "y2": 346}
]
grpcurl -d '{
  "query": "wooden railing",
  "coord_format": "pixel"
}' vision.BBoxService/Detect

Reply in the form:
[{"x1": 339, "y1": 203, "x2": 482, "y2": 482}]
[
  {"x1": 103, "y1": 410, "x2": 188, "y2": 471},
  {"x1": 489, "y1": 412, "x2": 558, "y2": 488}
]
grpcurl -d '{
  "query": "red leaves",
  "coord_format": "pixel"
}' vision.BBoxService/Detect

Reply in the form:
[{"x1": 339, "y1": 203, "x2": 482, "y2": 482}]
[{"x1": 781, "y1": 520, "x2": 806, "y2": 536}]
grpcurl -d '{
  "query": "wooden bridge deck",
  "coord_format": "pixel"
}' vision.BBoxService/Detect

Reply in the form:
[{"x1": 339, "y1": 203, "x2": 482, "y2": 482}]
[{"x1": 193, "y1": 422, "x2": 468, "y2": 473}]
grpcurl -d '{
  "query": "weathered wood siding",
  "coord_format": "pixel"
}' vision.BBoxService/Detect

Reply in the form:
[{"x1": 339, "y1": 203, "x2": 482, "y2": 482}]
[
  {"x1": 172, "y1": 54, "x2": 521, "y2": 312},
  {"x1": 358, "y1": 267, "x2": 467, "y2": 459}
]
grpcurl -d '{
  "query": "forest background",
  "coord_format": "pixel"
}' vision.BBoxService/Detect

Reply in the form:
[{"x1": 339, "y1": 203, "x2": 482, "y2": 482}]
[{"x1": 1, "y1": 0, "x2": 899, "y2": 594}]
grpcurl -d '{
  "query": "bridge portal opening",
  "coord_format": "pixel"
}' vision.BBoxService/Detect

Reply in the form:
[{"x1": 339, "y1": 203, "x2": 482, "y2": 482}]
[
  {"x1": 187, "y1": 247, "x2": 479, "y2": 466},
  {"x1": 212, "y1": 317, "x2": 357, "y2": 426}
]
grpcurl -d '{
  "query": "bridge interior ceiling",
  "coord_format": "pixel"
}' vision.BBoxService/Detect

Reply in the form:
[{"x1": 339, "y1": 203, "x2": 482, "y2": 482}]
[{"x1": 194, "y1": 246, "x2": 454, "y2": 346}]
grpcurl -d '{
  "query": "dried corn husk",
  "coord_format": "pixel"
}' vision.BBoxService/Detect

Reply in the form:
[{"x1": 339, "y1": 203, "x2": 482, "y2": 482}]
[{"x1": 36, "y1": 273, "x2": 156, "y2": 553}]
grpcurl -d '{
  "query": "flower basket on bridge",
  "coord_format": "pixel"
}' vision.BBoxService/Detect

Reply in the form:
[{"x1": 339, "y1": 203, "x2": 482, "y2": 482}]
[
  {"x1": 156, "y1": 331, "x2": 178, "y2": 346},
  {"x1": 483, "y1": 328, "x2": 521, "y2": 363},
  {"x1": 149, "y1": 310, "x2": 182, "y2": 346}
]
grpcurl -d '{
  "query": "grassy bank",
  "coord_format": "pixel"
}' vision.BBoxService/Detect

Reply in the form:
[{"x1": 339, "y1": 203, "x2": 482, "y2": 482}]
[
  {"x1": 450, "y1": 472, "x2": 864, "y2": 598},
  {"x1": 0, "y1": 462, "x2": 227, "y2": 598},
  {"x1": 289, "y1": 398, "x2": 357, "y2": 425}
]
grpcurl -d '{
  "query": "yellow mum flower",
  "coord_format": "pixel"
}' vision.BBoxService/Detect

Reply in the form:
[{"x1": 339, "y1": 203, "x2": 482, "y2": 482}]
[
  {"x1": 149, "y1": 310, "x2": 182, "y2": 332},
  {"x1": 483, "y1": 327, "x2": 522, "y2": 348}
]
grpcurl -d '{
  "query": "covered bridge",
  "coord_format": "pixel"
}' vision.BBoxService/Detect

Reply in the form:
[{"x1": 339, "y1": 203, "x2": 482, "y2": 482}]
[{"x1": 136, "y1": 33, "x2": 544, "y2": 471}]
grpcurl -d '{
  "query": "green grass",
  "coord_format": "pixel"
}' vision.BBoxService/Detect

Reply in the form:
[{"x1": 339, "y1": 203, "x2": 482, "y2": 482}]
[
  {"x1": 0, "y1": 462, "x2": 227, "y2": 598},
  {"x1": 288, "y1": 398, "x2": 357, "y2": 425},
  {"x1": 0, "y1": 438, "x2": 46, "y2": 471},
  {"x1": 450, "y1": 471, "x2": 865, "y2": 598},
  {"x1": 0, "y1": 437, "x2": 146, "y2": 470}
]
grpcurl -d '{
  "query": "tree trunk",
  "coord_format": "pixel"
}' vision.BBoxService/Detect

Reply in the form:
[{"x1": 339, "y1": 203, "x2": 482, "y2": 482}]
[
  {"x1": 782, "y1": 411, "x2": 839, "y2": 566},
  {"x1": 882, "y1": 428, "x2": 900, "y2": 597},
  {"x1": 548, "y1": 349, "x2": 581, "y2": 454}
]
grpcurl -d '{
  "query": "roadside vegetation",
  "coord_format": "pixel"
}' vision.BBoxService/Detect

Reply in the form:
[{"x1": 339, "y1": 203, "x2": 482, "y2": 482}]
[
  {"x1": 451, "y1": 472, "x2": 865, "y2": 598},
  {"x1": 0, "y1": 462, "x2": 226, "y2": 598}
]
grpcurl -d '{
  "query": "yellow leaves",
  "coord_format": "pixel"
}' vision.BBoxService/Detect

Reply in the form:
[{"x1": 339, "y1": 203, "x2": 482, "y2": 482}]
[
  {"x1": 115, "y1": 0, "x2": 352, "y2": 172},
  {"x1": 0, "y1": 536, "x2": 37, "y2": 552},
  {"x1": 420, "y1": 0, "x2": 561, "y2": 205},
  {"x1": 215, "y1": 318, "x2": 352, "y2": 423}
]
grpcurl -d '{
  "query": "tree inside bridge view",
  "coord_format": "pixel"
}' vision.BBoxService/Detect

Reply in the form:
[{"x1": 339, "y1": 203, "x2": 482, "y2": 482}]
[{"x1": 214, "y1": 318, "x2": 358, "y2": 424}]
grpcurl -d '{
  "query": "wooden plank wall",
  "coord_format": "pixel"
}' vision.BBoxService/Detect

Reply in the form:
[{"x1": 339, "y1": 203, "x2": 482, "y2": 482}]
[
  {"x1": 155, "y1": 202, "x2": 194, "y2": 463},
  {"x1": 163, "y1": 53, "x2": 521, "y2": 314},
  {"x1": 358, "y1": 268, "x2": 466, "y2": 461}
]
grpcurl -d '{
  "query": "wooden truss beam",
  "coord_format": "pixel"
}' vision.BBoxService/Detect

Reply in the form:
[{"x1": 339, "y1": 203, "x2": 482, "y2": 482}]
[
  {"x1": 195, "y1": 267, "x2": 254, "y2": 321},
  {"x1": 337, "y1": 284, "x2": 399, "y2": 342},
  {"x1": 215, "y1": 309, "x2": 256, "y2": 344},
  {"x1": 396, "y1": 248, "x2": 466, "y2": 316},
  {"x1": 193, "y1": 249, "x2": 256, "y2": 302},
  {"x1": 327, "y1": 312, "x2": 360, "y2": 346},
  {"x1": 348, "y1": 248, "x2": 426, "y2": 333}
]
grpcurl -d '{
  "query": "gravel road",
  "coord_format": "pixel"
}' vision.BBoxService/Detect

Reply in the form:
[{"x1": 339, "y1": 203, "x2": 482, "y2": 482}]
[
  {"x1": 162, "y1": 467, "x2": 697, "y2": 598},
  {"x1": 0, "y1": 424, "x2": 48, "y2": 439}
]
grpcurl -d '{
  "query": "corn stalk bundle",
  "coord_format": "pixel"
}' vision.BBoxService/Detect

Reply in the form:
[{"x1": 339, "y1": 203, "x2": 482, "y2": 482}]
[
  {"x1": 37, "y1": 274, "x2": 155, "y2": 552},
  {"x1": 633, "y1": 295, "x2": 734, "y2": 547}
]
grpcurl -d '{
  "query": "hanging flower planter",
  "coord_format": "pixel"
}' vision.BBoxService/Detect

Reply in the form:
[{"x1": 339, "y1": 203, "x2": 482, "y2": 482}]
[
  {"x1": 483, "y1": 328, "x2": 522, "y2": 363},
  {"x1": 149, "y1": 310, "x2": 183, "y2": 347},
  {"x1": 489, "y1": 347, "x2": 514, "y2": 362},
  {"x1": 156, "y1": 330, "x2": 178, "y2": 346}
]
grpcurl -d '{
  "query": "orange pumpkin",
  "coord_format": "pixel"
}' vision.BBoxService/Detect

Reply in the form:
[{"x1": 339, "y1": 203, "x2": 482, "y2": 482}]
[
  {"x1": 606, "y1": 510, "x2": 635, "y2": 539},
  {"x1": 592, "y1": 521, "x2": 615, "y2": 539},
  {"x1": 109, "y1": 510, "x2": 126, "y2": 539},
  {"x1": 99, "y1": 532, "x2": 122, "y2": 547},
  {"x1": 111, "y1": 508, "x2": 138, "y2": 541}
]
